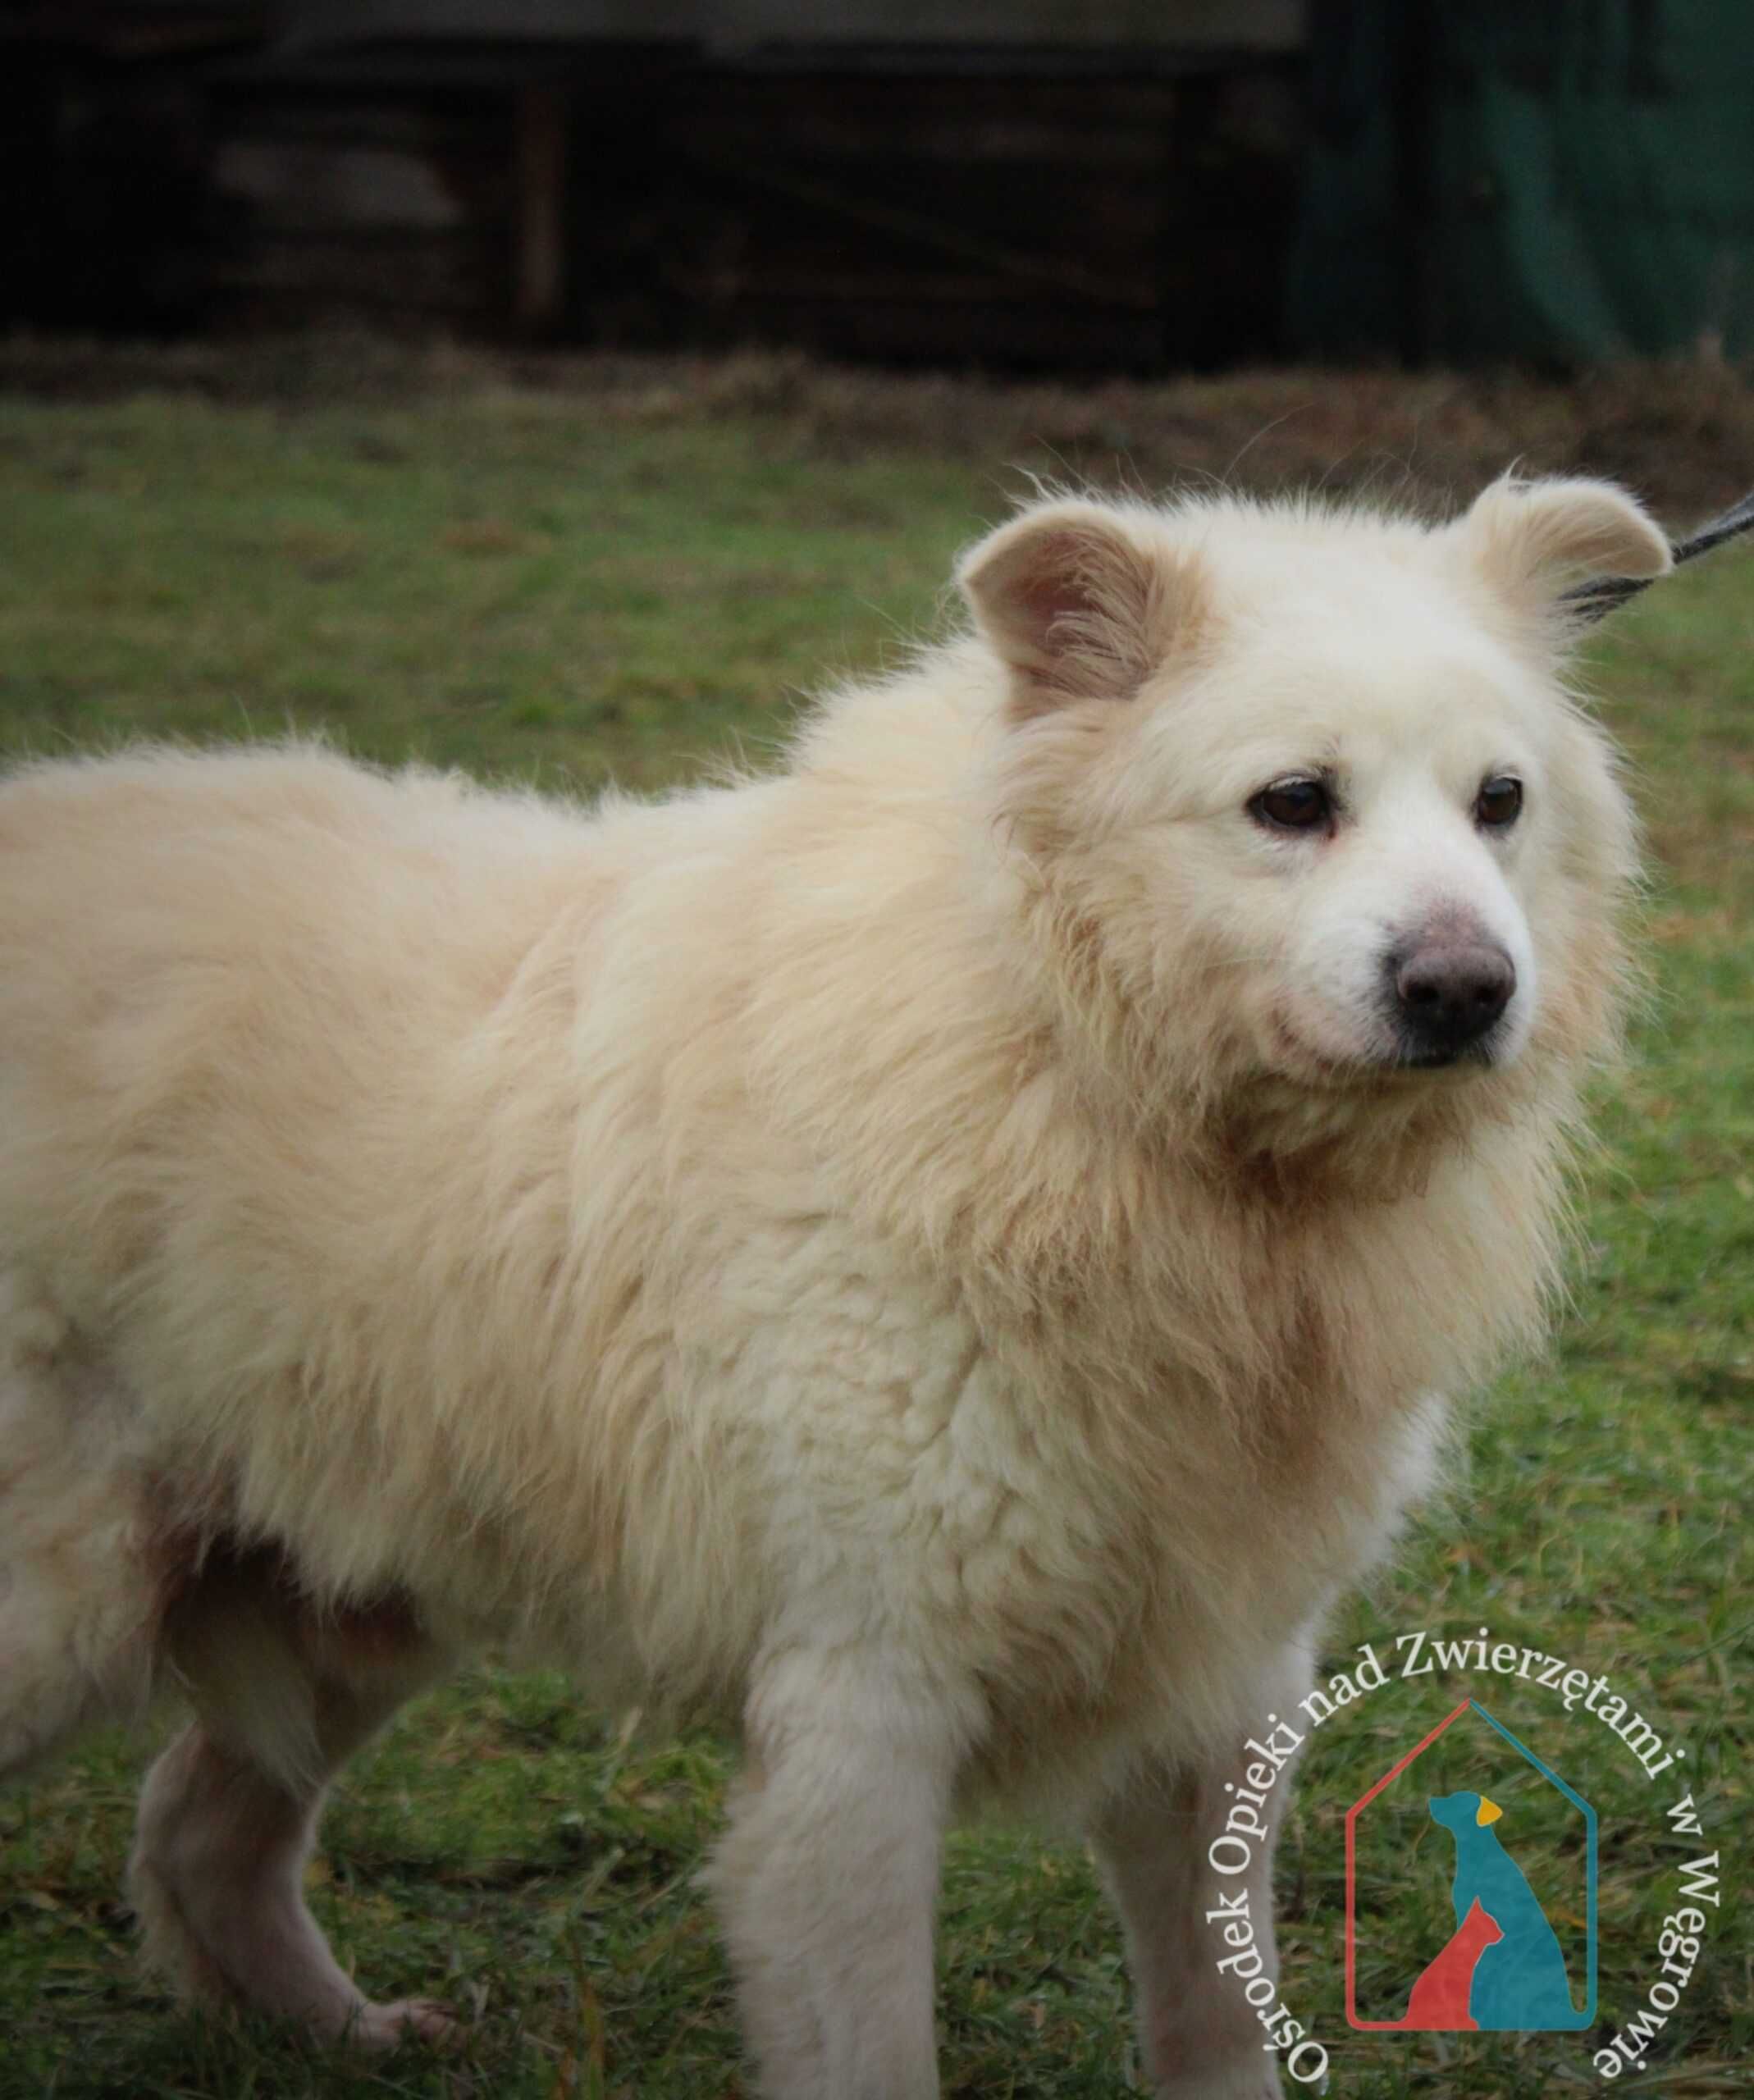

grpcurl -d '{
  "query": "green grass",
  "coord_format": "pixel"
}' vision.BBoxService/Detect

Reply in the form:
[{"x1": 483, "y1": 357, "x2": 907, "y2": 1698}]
[{"x1": 0, "y1": 366, "x2": 1747, "y2": 2099}]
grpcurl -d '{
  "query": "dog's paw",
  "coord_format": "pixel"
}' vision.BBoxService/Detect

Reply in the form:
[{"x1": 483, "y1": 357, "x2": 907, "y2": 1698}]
[{"x1": 347, "y1": 1998, "x2": 463, "y2": 2050}]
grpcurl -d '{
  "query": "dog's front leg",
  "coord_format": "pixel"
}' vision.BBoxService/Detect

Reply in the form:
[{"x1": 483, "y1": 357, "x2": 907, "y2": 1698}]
[
  {"x1": 1089, "y1": 1649, "x2": 1314, "y2": 2100},
  {"x1": 706, "y1": 1649, "x2": 966, "y2": 2100}
]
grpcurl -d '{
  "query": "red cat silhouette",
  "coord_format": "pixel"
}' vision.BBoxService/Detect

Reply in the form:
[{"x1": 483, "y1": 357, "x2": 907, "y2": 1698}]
[{"x1": 1396, "y1": 1897, "x2": 1505, "y2": 2030}]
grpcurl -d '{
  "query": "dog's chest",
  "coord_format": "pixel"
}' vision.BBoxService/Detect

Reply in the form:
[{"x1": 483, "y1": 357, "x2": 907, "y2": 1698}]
[{"x1": 717, "y1": 1230, "x2": 1439, "y2": 1769}]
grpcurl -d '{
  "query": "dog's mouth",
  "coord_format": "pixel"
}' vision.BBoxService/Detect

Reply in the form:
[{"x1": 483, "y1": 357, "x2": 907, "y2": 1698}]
[
  {"x1": 1391, "y1": 1036, "x2": 1499, "y2": 1074},
  {"x1": 1267, "y1": 1011, "x2": 1499, "y2": 1088}
]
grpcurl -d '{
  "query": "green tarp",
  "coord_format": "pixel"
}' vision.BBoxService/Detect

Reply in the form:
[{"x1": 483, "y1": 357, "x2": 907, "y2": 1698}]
[{"x1": 1290, "y1": 0, "x2": 1754, "y2": 363}]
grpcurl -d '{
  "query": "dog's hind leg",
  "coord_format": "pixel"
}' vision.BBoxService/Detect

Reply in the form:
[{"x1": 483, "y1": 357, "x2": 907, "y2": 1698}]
[
  {"x1": 0, "y1": 1287, "x2": 172, "y2": 1782},
  {"x1": 129, "y1": 1556, "x2": 457, "y2": 2048}
]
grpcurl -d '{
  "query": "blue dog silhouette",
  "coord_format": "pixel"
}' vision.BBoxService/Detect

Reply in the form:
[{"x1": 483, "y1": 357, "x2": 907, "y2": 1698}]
[{"x1": 1427, "y1": 1791, "x2": 1585, "y2": 2029}]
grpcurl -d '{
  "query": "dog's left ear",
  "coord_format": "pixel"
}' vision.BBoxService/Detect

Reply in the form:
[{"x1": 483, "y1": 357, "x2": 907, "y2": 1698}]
[
  {"x1": 958, "y1": 500, "x2": 1206, "y2": 720},
  {"x1": 1459, "y1": 475, "x2": 1671, "y2": 612}
]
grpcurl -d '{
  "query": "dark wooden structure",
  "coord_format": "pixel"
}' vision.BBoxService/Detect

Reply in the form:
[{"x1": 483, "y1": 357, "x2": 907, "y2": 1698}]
[{"x1": 2, "y1": 2, "x2": 1307, "y2": 369}]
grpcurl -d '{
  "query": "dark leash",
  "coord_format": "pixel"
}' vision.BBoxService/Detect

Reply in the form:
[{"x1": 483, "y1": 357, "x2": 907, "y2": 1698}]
[{"x1": 1565, "y1": 487, "x2": 1754, "y2": 622}]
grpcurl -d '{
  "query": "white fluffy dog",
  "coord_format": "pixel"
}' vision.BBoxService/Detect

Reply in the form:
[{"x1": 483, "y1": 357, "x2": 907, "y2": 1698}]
[{"x1": 0, "y1": 476, "x2": 1669, "y2": 2096}]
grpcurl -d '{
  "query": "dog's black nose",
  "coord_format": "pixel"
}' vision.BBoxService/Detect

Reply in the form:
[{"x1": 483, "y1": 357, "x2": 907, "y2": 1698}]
[{"x1": 1393, "y1": 943, "x2": 1516, "y2": 1061}]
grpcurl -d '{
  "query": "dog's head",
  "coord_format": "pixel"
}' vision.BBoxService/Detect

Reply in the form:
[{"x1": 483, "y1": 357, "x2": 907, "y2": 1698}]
[{"x1": 960, "y1": 477, "x2": 1669, "y2": 1146}]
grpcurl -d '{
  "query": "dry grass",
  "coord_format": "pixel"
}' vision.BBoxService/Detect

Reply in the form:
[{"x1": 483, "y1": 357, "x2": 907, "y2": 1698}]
[{"x1": 7, "y1": 332, "x2": 1754, "y2": 518}]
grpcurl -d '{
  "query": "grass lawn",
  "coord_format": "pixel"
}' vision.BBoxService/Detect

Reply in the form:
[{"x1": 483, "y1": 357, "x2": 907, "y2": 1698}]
[{"x1": 0, "y1": 351, "x2": 1747, "y2": 2099}]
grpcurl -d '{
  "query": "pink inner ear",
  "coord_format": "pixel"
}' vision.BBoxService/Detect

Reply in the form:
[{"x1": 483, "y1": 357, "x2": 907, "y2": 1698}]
[
  {"x1": 962, "y1": 505, "x2": 1202, "y2": 714},
  {"x1": 1012, "y1": 562, "x2": 1099, "y2": 659}
]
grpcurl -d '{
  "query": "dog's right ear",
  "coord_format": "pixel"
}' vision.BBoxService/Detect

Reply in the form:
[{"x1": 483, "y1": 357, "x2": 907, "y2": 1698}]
[{"x1": 957, "y1": 500, "x2": 1206, "y2": 721}]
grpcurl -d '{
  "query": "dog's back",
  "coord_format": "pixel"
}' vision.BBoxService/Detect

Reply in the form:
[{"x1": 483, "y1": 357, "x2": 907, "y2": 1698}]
[{"x1": 0, "y1": 751, "x2": 664, "y2": 1737}]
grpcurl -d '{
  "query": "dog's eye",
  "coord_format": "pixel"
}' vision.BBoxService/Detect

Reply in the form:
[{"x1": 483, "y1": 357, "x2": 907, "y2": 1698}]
[
  {"x1": 1475, "y1": 776, "x2": 1523, "y2": 830},
  {"x1": 1249, "y1": 778, "x2": 1331, "y2": 833}
]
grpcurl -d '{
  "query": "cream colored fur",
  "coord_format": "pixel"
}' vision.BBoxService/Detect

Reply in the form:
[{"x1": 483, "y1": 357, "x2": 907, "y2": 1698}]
[{"x1": 0, "y1": 474, "x2": 1669, "y2": 2096}]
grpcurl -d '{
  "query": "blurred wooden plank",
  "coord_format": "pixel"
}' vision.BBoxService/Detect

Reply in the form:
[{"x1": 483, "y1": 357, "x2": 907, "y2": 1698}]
[
  {"x1": 514, "y1": 84, "x2": 568, "y2": 331},
  {"x1": 214, "y1": 140, "x2": 470, "y2": 230},
  {"x1": 210, "y1": 231, "x2": 491, "y2": 312}
]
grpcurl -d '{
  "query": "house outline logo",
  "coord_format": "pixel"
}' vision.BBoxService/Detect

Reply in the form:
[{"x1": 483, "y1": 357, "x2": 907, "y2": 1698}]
[{"x1": 1345, "y1": 1695, "x2": 1597, "y2": 2033}]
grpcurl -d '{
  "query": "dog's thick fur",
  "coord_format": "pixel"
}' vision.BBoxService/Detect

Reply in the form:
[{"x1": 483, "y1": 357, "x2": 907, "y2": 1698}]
[{"x1": 0, "y1": 477, "x2": 1669, "y2": 2095}]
